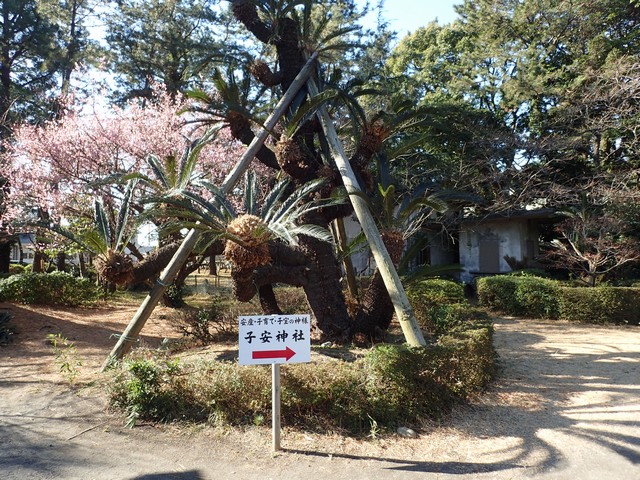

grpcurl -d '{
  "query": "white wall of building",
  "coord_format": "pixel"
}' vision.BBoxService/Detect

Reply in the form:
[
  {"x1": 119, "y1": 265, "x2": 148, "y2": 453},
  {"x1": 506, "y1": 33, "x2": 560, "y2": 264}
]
[{"x1": 459, "y1": 219, "x2": 534, "y2": 283}]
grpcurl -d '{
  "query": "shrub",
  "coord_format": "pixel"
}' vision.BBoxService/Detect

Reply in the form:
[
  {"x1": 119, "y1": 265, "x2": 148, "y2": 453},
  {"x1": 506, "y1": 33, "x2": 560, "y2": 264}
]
[
  {"x1": 478, "y1": 275, "x2": 640, "y2": 325},
  {"x1": 163, "y1": 283, "x2": 185, "y2": 308},
  {"x1": 407, "y1": 279, "x2": 465, "y2": 330},
  {"x1": 8, "y1": 264, "x2": 26, "y2": 275},
  {"x1": 429, "y1": 303, "x2": 492, "y2": 336},
  {"x1": 364, "y1": 345, "x2": 454, "y2": 424},
  {"x1": 432, "y1": 326, "x2": 496, "y2": 397},
  {"x1": 109, "y1": 357, "x2": 186, "y2": 427},
  {"x1": 281, "y1": 361, "x2": 370, "y2": 431},
  {"x1": 177, "y1": 287, "x2": 310, "y2": 345},
  {"x1": 477, "y1": 275, "x2": 559, "y2": 318},
  {"x1": 108, "y1": 308, "x2": 496, "y2": 433},
  {"x1": 558, "y1": 286, "x2": 640, "y2": 325},
  {"x1": 177, "y1": 302, "x2": 235, "y2": 344},
  {"x1": 0, "y1": 272, "x2": 99, "y2": 306}
]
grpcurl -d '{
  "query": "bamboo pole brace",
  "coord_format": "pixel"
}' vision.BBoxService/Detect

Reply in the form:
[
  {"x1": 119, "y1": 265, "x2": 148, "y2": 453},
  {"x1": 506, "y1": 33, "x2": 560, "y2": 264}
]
[
  {"x1": 307, "y1": 78, "x2": 426, "y2": 347},
  {"x1": 333, "y1": 218, "x2": 359, "y2": 299},
  {"x1": 102, "y1": 53, "x2": 319, "y2": 370}
]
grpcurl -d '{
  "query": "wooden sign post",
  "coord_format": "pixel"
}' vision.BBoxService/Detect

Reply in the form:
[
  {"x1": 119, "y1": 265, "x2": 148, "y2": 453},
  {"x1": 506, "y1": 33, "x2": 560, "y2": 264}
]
[{"x1": 238, "y1": 314, "x2": 311, "y2": 451}]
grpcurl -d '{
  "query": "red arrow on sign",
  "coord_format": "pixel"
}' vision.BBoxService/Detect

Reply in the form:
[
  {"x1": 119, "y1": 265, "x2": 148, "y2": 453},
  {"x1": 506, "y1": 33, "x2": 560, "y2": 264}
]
[{"x1": 252, "y1": 346, "x2": 296, "y2": 362}]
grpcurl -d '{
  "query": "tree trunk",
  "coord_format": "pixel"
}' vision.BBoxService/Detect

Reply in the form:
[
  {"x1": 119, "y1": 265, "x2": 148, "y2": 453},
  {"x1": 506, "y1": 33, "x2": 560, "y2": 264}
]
[
  {"x1": 299, "y1": 236, "x2": 351, "y2": 340},
  {"x1": 228, "y1": 3, "x2": 353, "y2": 339},
  {"x1": 353, "y1": 271, "x2": 393, "y2": 336},
  {"x1": 56, "y1": 251, "x2": 66, "y2": 272},
  {"x1": 209, "y1": 254, "x2": 217, "y2": 275},
  {"x1": 353, "y1": 231, "x2": 405, "y2": 336},
  {"x1": 258, "y1": 285, "x2": 283, "y2": 314},
  {"x1": 78, "y1": 252, "x2": 87, "y2": 277},
  {"x1": 33, "y1": 251, "x2": 45, "y2": 273},
  {"x1": 311, "y1": 83, "x2": 426, "y2": 346},
  {"x1": 333, "y1": 218, "x2": 359, "y2": 299},
  {"x1": 128, "y1": 242, "x2": 182, "y2": 284},
  {"x1": 0, "y1": 240, "x2": 10, "y2": 273}
]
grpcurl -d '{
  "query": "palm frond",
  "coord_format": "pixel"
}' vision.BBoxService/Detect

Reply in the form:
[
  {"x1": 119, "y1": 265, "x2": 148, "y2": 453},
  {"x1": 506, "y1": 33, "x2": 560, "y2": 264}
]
[
  {"x1": 146, "y1": 154, "x2": 171, "y2": 189},
  {"x1": 267, "y1": 178, "x2": 327, "y2": 224},
  {"x1": 243, "y1": 171, "x2": 259, "y2": 215},
  {"x1": 285, "y1": 89, "x2": 339, "y2": 137},
  {"x1": 81, "y1": 229, "x2": 110, "y2": 256},
  {"x1": 176, "y1": 127, "x2": 221, "y2": 191},
  {"x1": 192, "y1": 179, "x2": 238, "y2": 219},
  {"x1": 94, "y1": 199, "x2": 111, "y2": 246},
  {"x1": 114, "y1": 180, "x2": 137, "y2": 251},
  {"x1": 260, "y1": 177, "x2": 290, "y2": 218},
  {"x1": 288, "y1": 224, "x2": 335, "y2": 243}
]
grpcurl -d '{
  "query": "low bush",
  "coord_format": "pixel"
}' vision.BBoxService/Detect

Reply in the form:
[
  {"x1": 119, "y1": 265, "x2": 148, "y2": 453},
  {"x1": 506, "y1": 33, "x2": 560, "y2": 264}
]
[
  {"x1": 477, "y1": 275, "x2": 559, "y2": 318},
  {"x1": 8, "y1": 264, "x2": 26, "y2": 275},
  {"x1": 108, "y1": 305, "x2": 496, "y2": 434},
  {"x1": 0, "y1": 272, "x2": 99, "y2": 307},
  {"x1": 177, "y1": 286, "x2": 309, "y2": 345},
  {"x1": 364, "y1": 345, "x2": 455, "y2": 425},
  {"x1": 407, "y1": 279, "x2": 466, "y2": 331},
  {"x1": 177, "y1": 298, "x2": 241, "y2": 343},
  {"x1": 429, "y1": 303, "x2": 493, "y2": 336},
  {"x1": 433, "y1": 326, "x2": 496, "y2": 397},
  {"x1": 478, "y1": 275, "x2": 640, "y2": 325},
  {"x1": 558, "y1": 286, "x2": 640, "y2": 325}
]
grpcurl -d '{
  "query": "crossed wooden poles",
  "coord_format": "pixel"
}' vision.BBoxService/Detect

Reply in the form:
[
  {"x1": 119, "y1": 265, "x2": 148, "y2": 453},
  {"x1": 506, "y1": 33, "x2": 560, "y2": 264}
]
[{"x1": 102, "y1": 52, "x2": 425, "y2": 370}]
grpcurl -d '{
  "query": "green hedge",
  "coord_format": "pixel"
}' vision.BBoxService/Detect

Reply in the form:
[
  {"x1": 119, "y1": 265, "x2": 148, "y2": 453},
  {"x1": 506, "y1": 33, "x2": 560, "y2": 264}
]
[
  {"x1": 0, "y1": 272, "x2": 99, "y2": 307},
  {"x1": 9, "y1": 264, "x2": 26, "y2": 275},
  {"x1": 477, "y1": 275, "x2": 559, "y2": 318},
  {"x1": 477, "y1": 275, "x2": 640, "y2": 325},
  {"x1": 558, "y1": 286, "x2": 640, "y2": 325},
  {"x1": 108, "y1": 305, "x2": 496, "y2": 433},
  {"x1": 407, "y1": 279, "x2": 466, "y2": 332}
]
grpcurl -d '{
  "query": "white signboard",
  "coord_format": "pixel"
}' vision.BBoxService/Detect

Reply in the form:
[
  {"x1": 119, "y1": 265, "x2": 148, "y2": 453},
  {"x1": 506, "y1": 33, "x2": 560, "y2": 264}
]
[{"x1": 238, "y1": 314, "x2": 311, "y2": 365}]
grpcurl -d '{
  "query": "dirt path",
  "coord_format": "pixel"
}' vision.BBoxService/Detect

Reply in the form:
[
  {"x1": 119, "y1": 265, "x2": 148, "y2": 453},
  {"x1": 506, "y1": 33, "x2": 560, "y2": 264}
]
[{"x1": 1, "y1": 304, "x2": 639, "y2": 479}]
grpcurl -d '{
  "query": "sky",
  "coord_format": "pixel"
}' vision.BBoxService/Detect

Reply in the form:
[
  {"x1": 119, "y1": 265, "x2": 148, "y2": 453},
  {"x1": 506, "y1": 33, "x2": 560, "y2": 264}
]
[{"x1": 360, "y1": 0, "x2": 462, "y2": 36}]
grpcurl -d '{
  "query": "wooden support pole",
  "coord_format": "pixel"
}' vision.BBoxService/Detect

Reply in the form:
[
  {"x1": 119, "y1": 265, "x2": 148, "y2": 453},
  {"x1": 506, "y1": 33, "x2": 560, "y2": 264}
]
[
  {"x1": 307, "y1": 78, "x2": 427, "y2": 347},
  {"x1": 102, "y1": 229, "x2": 201, "y2": 370},
  {"x1": 333, "y1": 218, "x2": 359, "y2": 299},
  {"x1": 101, "y1": 53, "x2": 319, "y2": 370},
  {"x1": 272, "y1": 363, "x2": 281, "y2": 452}
]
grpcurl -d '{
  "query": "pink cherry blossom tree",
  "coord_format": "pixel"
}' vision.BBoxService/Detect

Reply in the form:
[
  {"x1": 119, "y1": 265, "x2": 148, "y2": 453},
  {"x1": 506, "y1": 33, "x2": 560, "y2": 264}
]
[{"x1": 1, "y1": 84, "x2": 255, "y2": 280}]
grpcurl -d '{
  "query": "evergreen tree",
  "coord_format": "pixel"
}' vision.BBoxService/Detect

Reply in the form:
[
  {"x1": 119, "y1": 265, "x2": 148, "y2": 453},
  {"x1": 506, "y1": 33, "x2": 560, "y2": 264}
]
[
  {"x1": 387, "y1": 0, "x2": 640, "y2": 212},
  {"x1": 105, "y1": 0, "x2": 229, "y2": 102},
  {"x1": 38, "y1": 0, "x2": 103, "y2": 101},
  {"x1": 0, "y1": 0, "x2": 60, "y2": 139}
]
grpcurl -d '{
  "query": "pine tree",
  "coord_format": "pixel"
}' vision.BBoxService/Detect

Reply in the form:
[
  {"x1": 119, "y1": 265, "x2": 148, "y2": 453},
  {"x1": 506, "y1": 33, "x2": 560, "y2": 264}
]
[{"x1": 105, "y1": 0, "x2": 229, "y2": 102}]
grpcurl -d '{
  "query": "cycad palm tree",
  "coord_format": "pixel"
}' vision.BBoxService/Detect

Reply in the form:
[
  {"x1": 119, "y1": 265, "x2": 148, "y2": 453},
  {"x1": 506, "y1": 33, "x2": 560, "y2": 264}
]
[
  {"x1": 345, "y1": 100, "x2": 481, "y2": 337},
  {"x1": 153, "y1": 170, "x2": 344, "y2": 313},
  {"x1": 196, "y1": 0, "x2": 433, "y2": 340}
]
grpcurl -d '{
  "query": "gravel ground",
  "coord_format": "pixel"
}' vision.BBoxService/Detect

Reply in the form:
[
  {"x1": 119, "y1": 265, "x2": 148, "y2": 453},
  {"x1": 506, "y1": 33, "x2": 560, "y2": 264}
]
[{"x1": 1, "y1": 303, "x2": 639, "y2": 479}]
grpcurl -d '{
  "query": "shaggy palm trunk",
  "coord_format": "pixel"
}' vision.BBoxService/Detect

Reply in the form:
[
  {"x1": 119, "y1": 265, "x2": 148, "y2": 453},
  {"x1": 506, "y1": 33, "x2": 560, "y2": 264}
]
[
  {"x1": 354, "y1": 231, "x2": 405, "y2": 336},
  {"x1": 299, "y1": 236, "x2": 351, "y2": 339},
  {"x1": 129, "y1": 242, "x2": 182, "y2": 284},
  {"x1": 334, "y1": 218, "x2": 359, "y2": 299},
  {"x1": 258, "y1": 284, "x2": 283, "y2": 314}
]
